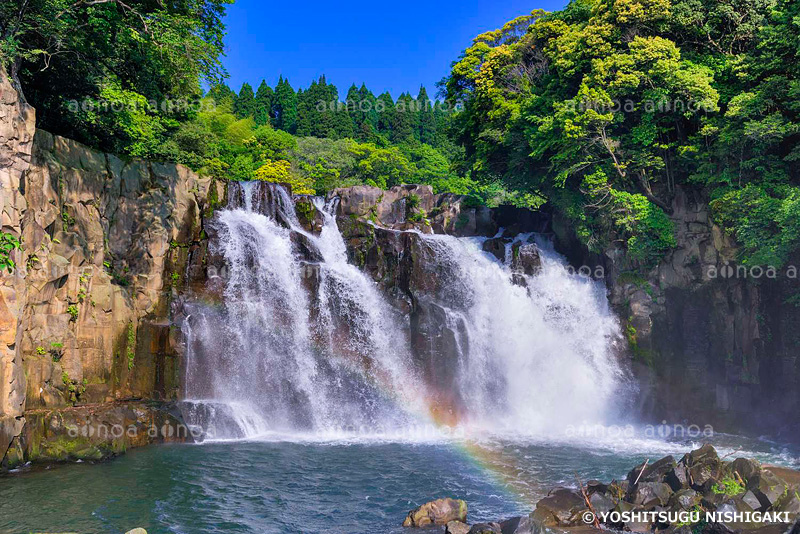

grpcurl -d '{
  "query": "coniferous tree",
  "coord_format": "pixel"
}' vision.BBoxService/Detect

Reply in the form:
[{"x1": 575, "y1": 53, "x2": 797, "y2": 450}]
[
  {"x1": 325, "y1": 79, "x2": 354, "y2": 139},
  {"x1": 417, "y1": 86, "x2": 436, "y2": 145},
  {"x1": 272, "y1": 76, "x2": 298, "y2": 133},
  {"x1": 332, "y1": 102, "x2": 355, "y2": 139},
  {"x1": 234, "y1": 82, "x2": 256, "y2": 119},
  {"x1": 207, "y1": 84, "x2": 236, "y2": 109},
  {"x1": 295, "y1": 85, "x2": 316, "y2": 136},
  {"x1": 360, "y1": 84, "x2": 380, "y2": 135},
  {"x1": 345, "y1": 83, "x2": 379, "y2": 141},
  {"x1": 254, "y1": 81, "x2": 274, "y2": 126},
  {"x1": 376, "y1": 92, "x2": 396, "y2": 140},
  {"x1": 346, "y1": 84, "x2": 364, "y2": 135},
  {"x1": 315, "y1": 76, "x2": 337, "y2": 137},
  {"x1": 392, "y1": 93, "x2": 415, "y2": 143}
]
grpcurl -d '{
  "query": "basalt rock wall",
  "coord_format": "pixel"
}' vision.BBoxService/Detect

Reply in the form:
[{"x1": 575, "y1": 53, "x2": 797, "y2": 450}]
[
  {"x1": 0, "y1": 66, "x2": 221, "y2": 468},
  {"x1": 554, "y1": 186, "x2": 800, "y2": 438}
]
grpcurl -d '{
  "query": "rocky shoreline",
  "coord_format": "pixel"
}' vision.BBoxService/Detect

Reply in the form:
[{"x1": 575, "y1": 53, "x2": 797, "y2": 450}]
[{"x1": 403, "y1": 445, "x2": 800, "y2": 534}]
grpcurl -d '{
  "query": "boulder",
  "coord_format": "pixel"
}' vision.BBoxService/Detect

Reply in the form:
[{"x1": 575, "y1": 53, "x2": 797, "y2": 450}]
[
  {"x1": 665, "y1": 464, "x2": 691, "y2": 491},
  {"x1": 741, "y1": 490, "x2": 763, "y2": 511},
  {"x1": 716, "y1": 497, "x2": 760, "y2": 531},
  {"x1": 511, "y1": 242, "x2": 541, "y2": 277},
  {"x1": 402, "y1": 498, "x2": 468, "y2": 527},
  {"x1": 586, "y1": 480, "x2": 609, "y2": 495},
  {"x1": 446, "y1": 520, "x2": 471, "y2": 534},
  {"x1": 683, "y1": 444, "x2": 722, "y2": 490},
  {"x1": 629, "y1": 456, "x2": 677, "y2": 485},
  {"x1": 125, "y1": 529, "x2": 148, "y2": 534},
  {"x1": 748, "y1": 470, "x2": 789, "y2": 510},
  {"x1": 670, "y1": 489, "x2": 701, "y2": 511},
  {"x1": 499, "y1": 516, "x2": 540, "y2": 534},
  {"x1": 685, "y1": 444, "x2": 720, "y2": 466},
  {"x1": 533, "y1": 488, "x2": 589, "y2": 526},
  {"x1": 728, "y1": 458, "x2": 762, "y2": 486},
  {"x1": 468, "y1": 523, "x2": 502, "y2": 534},
  {"x1": 482, "y1": 238, "x2": 507, "y2": 262},
  {"x1": 630, "y1": 482, "x2": 673, "y2": 508},
  {"x1": 589, "y1": 491, "x2": 616, "y2": 513}
]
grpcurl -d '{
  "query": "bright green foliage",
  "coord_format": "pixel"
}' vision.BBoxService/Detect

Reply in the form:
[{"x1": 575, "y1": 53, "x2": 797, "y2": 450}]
[
  {"x1": 3, "y1": 0, "x2": 233, "y2": 159},
  {"x1": 712, "y1": 475, "x2": 746, "y2": 496},
  {"x1": 443, "y1": 0, "x2": 800, "y2": 268},
  {"x1": 255, "y1": 160, "x2": 315, "y2": 195},
  {"x1": 350, "y1": 144, "x2": 412, "y2": 189},
  {"x1": 0, "y1": 232, "x2": 21, "y2": 272},
  {"x1": 159, "y1": 78, "x2": 465, "y2": 196}
]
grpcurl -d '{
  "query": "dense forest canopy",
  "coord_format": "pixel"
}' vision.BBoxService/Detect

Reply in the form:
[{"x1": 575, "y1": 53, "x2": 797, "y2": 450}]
[
  {"x1": 1, "y1": 0, "x2": 232, "y2": 150},
  {"x1": 442, "y1": 0, "x2": 800, "y2": 268},
  {"x1": 3, "y1": 0, "x2": 800, "y2": 271}
]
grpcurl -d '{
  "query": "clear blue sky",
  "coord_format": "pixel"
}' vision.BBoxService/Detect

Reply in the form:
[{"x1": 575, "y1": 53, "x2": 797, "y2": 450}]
[{"x1": 221, "y1": 0, "x2": 568, "y2": 99}]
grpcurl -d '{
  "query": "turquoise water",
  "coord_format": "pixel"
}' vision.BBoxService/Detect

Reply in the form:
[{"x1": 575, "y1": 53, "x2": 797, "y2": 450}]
[{"x1": 2, "y1": 434, "x2": 798, "y2": 534}]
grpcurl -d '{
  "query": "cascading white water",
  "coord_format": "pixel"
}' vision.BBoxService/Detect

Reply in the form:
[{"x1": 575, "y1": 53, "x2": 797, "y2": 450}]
[
  {"x1": 183, "y1": 182, "x2": 626, "y2": 441},
  {"x1": 183, "y1": 183, "x2": 427, "y2": 439},
  {"x1": 413, "y1": 232, "x2": 626, "y2": 435}
]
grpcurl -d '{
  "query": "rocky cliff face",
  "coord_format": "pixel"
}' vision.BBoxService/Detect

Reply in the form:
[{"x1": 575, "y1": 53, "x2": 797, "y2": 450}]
[
  {"x1": 0, "y1": 67, "x2": 219, "y2": 468},
  {"x1": 0, "y1": 65, "x2": 35, "y2": 466},
  {"x1": 562, "y1": 187, "x2": 800, "y2": 437}
]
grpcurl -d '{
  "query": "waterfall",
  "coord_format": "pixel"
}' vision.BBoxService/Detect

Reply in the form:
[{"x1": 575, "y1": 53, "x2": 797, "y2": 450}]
[
  {"x1": 183, "y1": 182, "x2": 426, "y2": 439},
  {"x1": 182, "y1": 182, "x2": 625, "y2": 441},
  {"x1": 412, "y1": 232, "x2": 625, "y2": 434}
]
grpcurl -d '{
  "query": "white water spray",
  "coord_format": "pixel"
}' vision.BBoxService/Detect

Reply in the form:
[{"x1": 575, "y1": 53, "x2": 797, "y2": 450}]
[
  {"x1": 413, "y1": 232, "x2": 626, "y2": 434},
  {"x1": 183, "y1": 182, "x2": 626, "y2": 441}
]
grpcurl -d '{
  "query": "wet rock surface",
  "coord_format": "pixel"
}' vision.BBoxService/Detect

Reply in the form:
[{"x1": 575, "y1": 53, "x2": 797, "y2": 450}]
[
  {"x1": 403, "y1": 498, "x2": 468, "y2": 527},
  {"x1": 405, "y1": 447, "x2": 799, "y2": 534},
  {"x1": 3, "y1": 401, "x2": 190, "y2": 467}
]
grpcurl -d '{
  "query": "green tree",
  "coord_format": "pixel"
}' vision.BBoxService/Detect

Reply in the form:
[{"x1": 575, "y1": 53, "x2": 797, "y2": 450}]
[
  {"x1": 254, "y1": 81, "x2": 274, "y2": 126},
  {"x1": 234, "y1": 82, "x2": 257, "y2": 119},
  {"x1": 376, "y1": 91, "x2": 396, "y2": 139},
  {"x1": 350, "y1": 143, "x2": 414, "y2": 189},
  {"x1": 392, "y1": 92, "x2": 416, "y2": 143},
  {"x1": 273, "y1": 76, "x2": 298, "y2": 133},
  {"x1": 417, "y1": 86, "x2": 436, "y2": 145},
  {"x1": 208, "y1": 84, "x2": 237, "y2": 109},
  {"x1": 2, "y1": 0, "x2": 233, "y2": 158}
]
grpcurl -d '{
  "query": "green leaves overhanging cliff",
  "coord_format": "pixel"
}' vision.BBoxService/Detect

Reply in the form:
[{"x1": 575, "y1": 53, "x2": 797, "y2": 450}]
[{"x1": 441, "y1": 0, "x2": 800, "y2": 269}]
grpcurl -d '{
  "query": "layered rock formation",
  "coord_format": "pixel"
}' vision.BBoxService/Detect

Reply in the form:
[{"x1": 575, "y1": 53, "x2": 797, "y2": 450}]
[
  {"x1": 0, "y1": 64, "x2": 35, "y2": 466},
  {"x1": 0, "y1": 67, "x2": 219, "y2": 468},
  {"x1": 558, "y1": 187, "x2": 800, "y2": 437}
]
